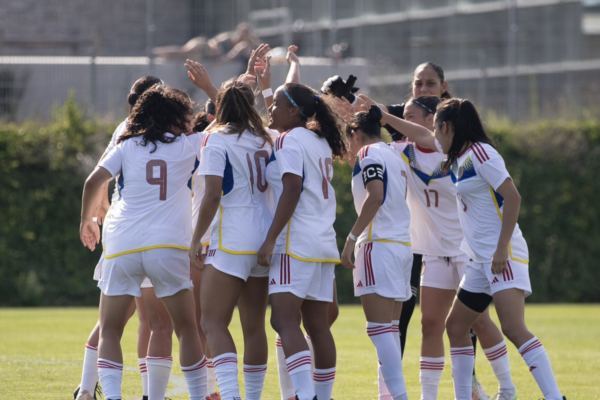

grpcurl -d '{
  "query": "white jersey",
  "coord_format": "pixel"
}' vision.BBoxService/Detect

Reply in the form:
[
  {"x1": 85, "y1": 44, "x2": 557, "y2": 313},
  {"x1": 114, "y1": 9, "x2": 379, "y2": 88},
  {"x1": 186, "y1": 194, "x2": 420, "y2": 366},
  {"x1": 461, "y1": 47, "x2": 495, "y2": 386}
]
[
  {"x1": 190, "y1": 131, "x2": 211, "y2": 247},
  {"x1": 198, "y1": 128, "x2": 273, "y2": 254},
  {"x1": 390, "y1": 141, "x2": 464, "y2": 256},
  {"x1": 351, "y1": 142, "x2": 411, "y2": 246},
  {"x1": 105, "y1": 119, "x2": 128, "y2": 203},
  {"x1": 453, "y1": 142, "x2": 529, "y2": 263},
  {"x1": 266, "y1": 127, "x2": 340, "y2": 263},
  {"x1": 99, "y1": 133, "x2": 201, "y2": 258}
]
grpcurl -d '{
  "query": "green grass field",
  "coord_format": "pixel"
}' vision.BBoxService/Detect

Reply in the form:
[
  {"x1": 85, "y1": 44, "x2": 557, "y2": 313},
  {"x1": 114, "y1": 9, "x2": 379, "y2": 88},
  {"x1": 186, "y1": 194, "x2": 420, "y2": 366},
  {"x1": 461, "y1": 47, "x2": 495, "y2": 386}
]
[{"x1": 0, "y1": 305, "x2": 598, "y2": 399}]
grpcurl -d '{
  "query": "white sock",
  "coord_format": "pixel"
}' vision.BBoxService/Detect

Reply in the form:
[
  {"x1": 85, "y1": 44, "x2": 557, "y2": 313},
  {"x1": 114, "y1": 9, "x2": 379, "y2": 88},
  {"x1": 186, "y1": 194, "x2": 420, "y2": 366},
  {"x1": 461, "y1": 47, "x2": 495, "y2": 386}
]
[
  {"x1": 181, "y1": 357, "x2": 208, "y2": 400},
  {"x1": 450, "y1": 346, "x2": 475, "y2": 400},
  {"x1": 97, "y1": 358, "x2": 123, "y2": 400},
  {"x1": 483, "y1": 340, "x2": 515, "y2": 394},
  {"x1": 286, "y1": 350, "x2": 315, "y2": 400},
  {"x1": 519, "y1": 337, "x2": 562, "y2": 400},
  {"x1": 213, "y1": 352, "x2": 240, "y2": 399},
  {"x1": 244, "y1": 364, "x2": 268, "y2": 400},
  {"x1": 146, "y1": 356, "x2": 172, "y2": 400},
  {"x1": 305, "y1": 333, "x2": 315, "y2": 372},
  {"x1": 206, "y1": 358, "x2": 217, "y2": 395},
  {"x1": 375, "y1": 319, "x2": 401, "y2": 400},
  {"x1": 80, "y1": 343, "x2": 98, "y2": 393},
  {"x1": 366, "y1": 322, "x2": 407, "y2": 399},
  {"x1": 276, "y1": 335, "x2": 296, "y2": 400},
  {"x1": 420, "y1": 356, "x2": 444, "y2": 400},
  {"x1": 313, "y1": 367, "x2": 336, "y2": 400},
  {"x1": 391, "y1": 320, "x2": 401, "y2": 350},
  {"x1": 138, "y1": 358, "x2": 148, "y2": 397}
]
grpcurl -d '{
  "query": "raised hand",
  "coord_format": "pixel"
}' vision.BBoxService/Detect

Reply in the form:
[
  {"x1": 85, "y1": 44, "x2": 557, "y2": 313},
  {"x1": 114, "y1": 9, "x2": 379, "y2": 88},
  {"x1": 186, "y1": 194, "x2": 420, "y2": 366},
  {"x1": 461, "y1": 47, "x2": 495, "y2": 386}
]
[
  {"x1": 185, "y1": 60, "x2": 213, "y2": 90},
  {"x1": 246, "y1": 43, "x2": 271, "y2": 76},
  {"x1": 238, "y1": 73, "x2": 257, "y2": 87},
  {"x1": 254, "y1": 55, "x2": 272, "y2": 91},
  {"x1": 286, "y1": 45, "x2": 300, "y2": 65},
  {"x1": 322, "y1": 75, "x2": 360, "y2": 103},
  {"x1": 356, "y1": 94, "x2": 379, "y2": 112}
]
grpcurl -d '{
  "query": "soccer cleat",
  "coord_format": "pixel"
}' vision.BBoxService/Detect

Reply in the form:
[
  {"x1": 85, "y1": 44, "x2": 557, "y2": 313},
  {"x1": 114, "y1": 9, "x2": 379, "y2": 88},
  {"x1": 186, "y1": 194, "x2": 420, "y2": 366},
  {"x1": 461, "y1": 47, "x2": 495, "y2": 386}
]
[
  {"x1": 75, "y1": 390, "x2": 95, "y2": 400},
  {"x1": 143, "y1": 397, "x2": 148, "y2": 400},
  {"x1": 74, "y1": 383, "x2": 101, "y2": 400},
  {"x1": 206, "y1": 393, "x2": 221, "y2": 400},
  {"x1": 472, "y1": 375, "x2": 490, "y2": 400},
  {"x1": 490, "y1": 391, "x2": 518, "y2": 400}
]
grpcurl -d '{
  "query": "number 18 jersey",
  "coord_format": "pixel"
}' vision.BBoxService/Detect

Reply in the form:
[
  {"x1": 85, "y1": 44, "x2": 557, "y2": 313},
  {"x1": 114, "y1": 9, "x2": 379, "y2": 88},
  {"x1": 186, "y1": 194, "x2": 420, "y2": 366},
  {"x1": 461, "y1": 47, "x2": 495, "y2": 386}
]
[
  {"x1": 266, "y1": 127, "x2": 340, "y2": 263},
  {"x1": 99, "y1": 133, "x2": 201, "y2": 258}
]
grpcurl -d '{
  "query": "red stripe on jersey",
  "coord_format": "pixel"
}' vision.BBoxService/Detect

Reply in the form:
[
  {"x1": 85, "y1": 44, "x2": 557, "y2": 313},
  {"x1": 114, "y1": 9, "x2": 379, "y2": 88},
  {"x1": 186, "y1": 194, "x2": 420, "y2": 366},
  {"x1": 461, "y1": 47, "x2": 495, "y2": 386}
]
[
  {"x1": 201, "y1": 133, "x2": 211, "y2": 148},
  {"x1": 475, "y1": 142, "x2": 490, "y2": 160},
  {"x1": 507, "y1": 261, "x2": 514, "y2": 280},
  {"x1": 471, "y1": 144, "x2": 484, "y2": 163},
  {"x1": 280, "y1": 254, "x2": 284, "y2": 285},
  {"x1": 287, "y1": 255, "x2": 291, "y2": 284},
  {"x1": 365, "y1": 243, "x2": 375, "y2": 286},
  {"x1": 364, "y1": 145, "x2": 370, "y2": 158},
  {"x1": 458, "y1": 144, "x2": 473, "y2": 158}
]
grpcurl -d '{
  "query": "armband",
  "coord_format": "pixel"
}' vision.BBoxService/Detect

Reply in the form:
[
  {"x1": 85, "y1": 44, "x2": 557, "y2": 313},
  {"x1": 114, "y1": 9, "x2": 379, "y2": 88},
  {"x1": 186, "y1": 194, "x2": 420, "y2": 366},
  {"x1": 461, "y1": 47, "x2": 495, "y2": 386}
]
[
  {"x1": 362, "y1": 164, "x2": 384, "y2": 187},
  {"x1": 262, "y1": 88, "x2": 273, "y2": 98}
]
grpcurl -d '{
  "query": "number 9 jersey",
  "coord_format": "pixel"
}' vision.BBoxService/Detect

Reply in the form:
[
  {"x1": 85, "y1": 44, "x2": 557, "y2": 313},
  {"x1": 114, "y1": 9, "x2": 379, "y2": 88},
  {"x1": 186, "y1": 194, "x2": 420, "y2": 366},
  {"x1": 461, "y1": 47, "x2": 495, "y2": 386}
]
[
  {"x1": 266, "y1": 127, "x2": 340, "y2": 263},
  {"x1": 98, "y1": 133, "x2": 201, "y2": 258}
]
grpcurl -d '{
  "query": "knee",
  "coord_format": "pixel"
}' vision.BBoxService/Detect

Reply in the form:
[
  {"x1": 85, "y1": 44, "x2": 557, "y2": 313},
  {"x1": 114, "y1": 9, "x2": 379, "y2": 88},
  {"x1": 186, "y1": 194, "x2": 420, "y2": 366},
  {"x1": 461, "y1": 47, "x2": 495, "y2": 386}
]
[
  {"x1": 150, "y1": 319, "x2": 174, "y2": 340},
  {"x1": 500, "y1": 323, "x2": 526, "y2": 344},
  {"x1": 421, "y1": 314, "x2": 445, "y2": 338},
  {"x1": 327, "y1": 303, "x2": 339, "y2": 327},
  {"x1": 445, "y1": 315, "x2": 469, "y2": 341},
  {"x1": 471, "y1": 316, "x2": 493, "y2": 337}
]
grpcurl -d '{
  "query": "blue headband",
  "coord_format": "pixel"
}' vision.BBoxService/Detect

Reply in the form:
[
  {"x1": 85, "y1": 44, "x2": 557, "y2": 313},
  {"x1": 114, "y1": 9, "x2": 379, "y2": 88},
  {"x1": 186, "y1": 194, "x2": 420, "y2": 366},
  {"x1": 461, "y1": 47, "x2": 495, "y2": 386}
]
[
  {"x1": 411, "y1": 99, "x2": 434, "y2": 114},
  {"x1": 282, "y1": 87, "x2": 307, "y2": 118}
]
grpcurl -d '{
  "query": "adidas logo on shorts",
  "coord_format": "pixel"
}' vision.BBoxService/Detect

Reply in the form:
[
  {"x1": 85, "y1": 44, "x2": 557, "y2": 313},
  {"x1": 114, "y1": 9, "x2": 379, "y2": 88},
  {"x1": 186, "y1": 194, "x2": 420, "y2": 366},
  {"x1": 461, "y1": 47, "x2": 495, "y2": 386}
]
[
  {"x1": 357, "y1": 281, "x2": 363, "y2": 287},
  {"x1": 492, "y1": 277, "x2": 499, "y2": 284},
  {"x1": 269, "y1": 279, "x2": 276, "y2": 285}
]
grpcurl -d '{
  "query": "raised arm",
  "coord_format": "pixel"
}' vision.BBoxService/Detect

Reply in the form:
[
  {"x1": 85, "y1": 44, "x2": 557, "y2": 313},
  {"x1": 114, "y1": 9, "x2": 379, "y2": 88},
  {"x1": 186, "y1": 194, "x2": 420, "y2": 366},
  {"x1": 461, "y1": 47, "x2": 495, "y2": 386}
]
[
  {"x1": 358, "y1": 94, "x2": 437, "y2": 149},
  {"x1": 285, "y1": 45, "x2": 301, "y2": 84},
  {"x1": 255, "y1": 55, "x2": 273, "y2": 109},
  {"x1": 185, "y1": 60, "x2": 219, "y2": 103}
]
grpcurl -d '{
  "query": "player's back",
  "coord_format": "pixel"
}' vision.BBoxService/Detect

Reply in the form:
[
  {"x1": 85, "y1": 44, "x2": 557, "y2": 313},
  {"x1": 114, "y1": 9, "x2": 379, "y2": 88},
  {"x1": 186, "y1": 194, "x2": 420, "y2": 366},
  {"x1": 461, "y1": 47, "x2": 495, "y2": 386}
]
[{"x1": 102, "y1": 133, "x2": 200, "y2": 258}]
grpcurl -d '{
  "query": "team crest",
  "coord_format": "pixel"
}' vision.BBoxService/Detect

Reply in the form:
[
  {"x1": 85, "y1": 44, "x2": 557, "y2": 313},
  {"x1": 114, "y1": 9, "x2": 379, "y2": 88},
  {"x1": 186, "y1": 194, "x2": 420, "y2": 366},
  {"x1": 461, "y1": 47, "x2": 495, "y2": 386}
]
[{"x1": 458, "y1": 166, "x2": 464, "y2": 179}]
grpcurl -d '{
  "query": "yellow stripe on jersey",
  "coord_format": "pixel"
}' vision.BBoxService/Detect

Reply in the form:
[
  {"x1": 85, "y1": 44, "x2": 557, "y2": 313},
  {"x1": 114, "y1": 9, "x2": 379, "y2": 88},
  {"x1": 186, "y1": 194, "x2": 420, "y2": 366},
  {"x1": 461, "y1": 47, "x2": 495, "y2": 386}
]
[
  {"x1": 104, "y1": 244, "x2": 190, "y2": 259},
  {"x1": 488, "y1": 185, "x2": 529, "y2": 264},
  {"x1": 373, "y1": 239, "x2": 411, "y2": 246},
  {"x1": 217, "y1": 204, "x2": 258, "y2": 255},
  {"x1": 285, "y1": 221, "x2": 341, "y2": 264}
]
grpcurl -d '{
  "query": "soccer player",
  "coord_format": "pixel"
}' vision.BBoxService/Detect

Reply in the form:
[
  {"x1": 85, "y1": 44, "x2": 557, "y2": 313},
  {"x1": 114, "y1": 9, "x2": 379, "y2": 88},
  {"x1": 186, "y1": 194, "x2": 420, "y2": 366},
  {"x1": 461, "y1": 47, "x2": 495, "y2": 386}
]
[
  {"x1": 339, "y1": 105, "x2": 411, "y2": 400},
  {"x1": 79, "y1": 84, "x2": 207, "y2": 400},
  {"x1": 74, "y1": 75, "x2": 175, "y2": 400},
  {"x1": 365, "y1": 95, "x2": 566, "y2": 400},
  {"x1": 256, "y1": 81, "x2": 346, "y2": 400},
  {"x1": 189, "y1": 79, "x2": 274, "y2": 400},
  {"x1": 389, "y1": 95, "x2": 515, "y2": 400}
]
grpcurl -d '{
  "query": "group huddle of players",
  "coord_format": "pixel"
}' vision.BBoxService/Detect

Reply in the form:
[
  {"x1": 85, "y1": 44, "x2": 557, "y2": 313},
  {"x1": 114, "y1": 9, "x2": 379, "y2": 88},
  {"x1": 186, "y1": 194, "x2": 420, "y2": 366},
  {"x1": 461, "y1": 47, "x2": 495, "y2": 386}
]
[{"x1": 75, "y1": 43, "x2": 567, "y2": 400}]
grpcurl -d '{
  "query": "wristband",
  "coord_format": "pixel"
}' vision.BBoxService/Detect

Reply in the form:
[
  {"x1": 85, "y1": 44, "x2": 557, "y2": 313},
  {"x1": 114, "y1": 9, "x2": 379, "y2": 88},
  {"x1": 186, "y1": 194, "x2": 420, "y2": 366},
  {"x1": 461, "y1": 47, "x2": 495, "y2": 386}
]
[
  {"x1": 348, "y1": 232, "x2": 358, "y2": 241},
  {"x1": 262, "y1": 88, "x2": 273, "y2": 98}
]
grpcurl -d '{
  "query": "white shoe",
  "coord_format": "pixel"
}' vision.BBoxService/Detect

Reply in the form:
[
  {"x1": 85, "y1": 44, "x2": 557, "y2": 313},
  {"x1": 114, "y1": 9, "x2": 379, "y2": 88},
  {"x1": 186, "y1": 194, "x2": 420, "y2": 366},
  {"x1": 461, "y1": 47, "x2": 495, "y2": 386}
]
[
  {"x1": 75, "y1": 390, "x2": 95, "y2": 400},
  {"x1": 490, "y1": 391, "x2": 518, "y2": 400},
  {"x1": 472, "y1": 375, "x2": 490, "y2": 400}
]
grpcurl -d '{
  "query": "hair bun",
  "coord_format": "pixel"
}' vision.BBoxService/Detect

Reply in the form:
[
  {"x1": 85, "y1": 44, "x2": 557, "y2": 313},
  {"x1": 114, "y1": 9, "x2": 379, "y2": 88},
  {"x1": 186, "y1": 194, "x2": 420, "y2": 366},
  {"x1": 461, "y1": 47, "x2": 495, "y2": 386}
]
[
  {"x1": 127, "y1": 92, "x2": 139, "y2": 107},
  {"x1": 367, "y1": 105, "x2": 382, "y2": 123}
]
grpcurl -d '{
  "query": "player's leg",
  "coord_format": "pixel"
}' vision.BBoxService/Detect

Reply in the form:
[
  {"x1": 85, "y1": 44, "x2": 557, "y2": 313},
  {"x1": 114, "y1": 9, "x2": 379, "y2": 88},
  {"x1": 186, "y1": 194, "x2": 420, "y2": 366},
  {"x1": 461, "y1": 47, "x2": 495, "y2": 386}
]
[
  {"x1": 141, "y1": 287, "x2": 174, "y2": 400},
  {"x1": 327, "y1": 281, "x2": 339, "y2": 327},
  {"x1": 362, "y1": 293, "x2": 407, "y2": 400},
  {"x1": 200, "y1": 264, "x2": 245, "y2": 400},
  {"x1": 493, "y1": 288, "x2": 563, "y2": 400},
  {"x1": 471, "y1": 307, "x2": 516, "y2": 398},
  {"x1": 97, "y1": 293, "x2": 135, "y2": 400},
  {"x1": 75, "y1": 322, "x2": 100, "y2": 400},
  {"x1": 419, "y1": 286, "x2": 455, "y2": 400},
  {"x1": 135, "y1": 294, "x2": 150, "y2": 399},
  {"x1": 397, "y1": 254, "x2": 422, "y2": 356},
  {"x1": 237, "y1": 276, "x2": 269, "y2": 400},
  {"x1": 192, "y1": 261, "x2": 217, "y2": 398}
]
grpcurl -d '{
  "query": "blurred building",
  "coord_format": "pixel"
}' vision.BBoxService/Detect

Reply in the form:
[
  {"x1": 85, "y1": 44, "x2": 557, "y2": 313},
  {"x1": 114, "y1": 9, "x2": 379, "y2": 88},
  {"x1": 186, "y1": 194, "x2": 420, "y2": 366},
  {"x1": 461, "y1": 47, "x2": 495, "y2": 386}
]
[{"x1": 1, "y1": 0, "x2": 600, "y2": 120}]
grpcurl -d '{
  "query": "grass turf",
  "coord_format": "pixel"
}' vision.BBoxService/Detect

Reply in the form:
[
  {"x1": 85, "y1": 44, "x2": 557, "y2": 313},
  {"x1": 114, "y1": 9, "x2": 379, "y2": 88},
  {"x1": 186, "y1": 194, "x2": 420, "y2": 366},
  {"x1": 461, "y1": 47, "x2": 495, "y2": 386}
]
[{"x1": 0, "y1": 304, "x2": 598, "y2": 399}]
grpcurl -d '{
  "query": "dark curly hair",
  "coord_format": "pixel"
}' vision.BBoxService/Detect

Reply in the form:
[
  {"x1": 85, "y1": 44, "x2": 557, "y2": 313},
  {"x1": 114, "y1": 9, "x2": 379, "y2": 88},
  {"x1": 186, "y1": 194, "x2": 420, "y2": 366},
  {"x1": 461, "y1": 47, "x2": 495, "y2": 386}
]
[
  {"x1": 436, "y1": 98, "x2": 495, "y2": 172},
  {"x1": 212, "y1": 78, "x2": 272, "y2": 147},
  {"x1": 119, "y1": 85, "x2": 194, "y2": 153},
  {"x1": 127, "y1": 76, "x2": 162, "y2": 108},
  {"x1": 346, "y1": 105, "x2": 382, "y2": 139},
  {"x1": 284, "y1": 82, "x2": 346, "y2": 158}
]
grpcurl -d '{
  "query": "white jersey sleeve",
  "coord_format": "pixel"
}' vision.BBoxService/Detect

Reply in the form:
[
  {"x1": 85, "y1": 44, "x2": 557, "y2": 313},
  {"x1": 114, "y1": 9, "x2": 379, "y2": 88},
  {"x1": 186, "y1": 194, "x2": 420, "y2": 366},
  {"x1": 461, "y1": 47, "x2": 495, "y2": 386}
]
[
  {"x1": 199, "y1": 136, "x2": 227, "y2": 177},
  {"x1": 275, "y1": 135, "x2": 304, "y2": 178},
  {"x1": 99, "y1": 145, "x2": 123, "y2": 178},
  {"x1": 454, "y1": 142, "x2": 528, "y2": 263}
]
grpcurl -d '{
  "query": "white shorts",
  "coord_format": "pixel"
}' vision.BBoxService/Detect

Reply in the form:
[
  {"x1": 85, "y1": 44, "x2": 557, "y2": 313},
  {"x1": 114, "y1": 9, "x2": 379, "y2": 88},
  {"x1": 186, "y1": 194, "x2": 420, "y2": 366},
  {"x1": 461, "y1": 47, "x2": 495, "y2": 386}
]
[
  {"x1": 98, "y1": 248, "x2": 193, "y2": 298},
  {"x1": 94, "y1": 254, "x2": 153, "y2": 290},
  {"x1": 268, "y1": 253, "x2": 335, "y2": 302},
  {"x1": 420, "y1": 253, "x2": 470, "y2": 291},
  {"x1": 459, "y1": 260, "x2": 532, "y2": 297},
  {"x1": 205, "y1": 249, "x2": 269, "y2": 281},
  {"x1": 353, "y1": 241, "x2": 413, "y2": 301}
]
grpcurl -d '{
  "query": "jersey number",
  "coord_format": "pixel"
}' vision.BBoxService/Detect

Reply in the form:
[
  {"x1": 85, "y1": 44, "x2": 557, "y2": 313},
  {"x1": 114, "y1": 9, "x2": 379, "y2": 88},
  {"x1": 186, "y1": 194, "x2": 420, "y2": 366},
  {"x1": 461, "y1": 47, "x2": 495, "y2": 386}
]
[
  {"x1": 146, "y1": 160, "x2": 167, "y2": 201},
  {"x1": 246, "y1": 150, "x2": 269, "y2": 194},
  {"x1": 424, "y1": 189, "x2": 439, "y2": 208},
  {"x1": 319, "y1": 157, "x2": 333, "y2": 199}
]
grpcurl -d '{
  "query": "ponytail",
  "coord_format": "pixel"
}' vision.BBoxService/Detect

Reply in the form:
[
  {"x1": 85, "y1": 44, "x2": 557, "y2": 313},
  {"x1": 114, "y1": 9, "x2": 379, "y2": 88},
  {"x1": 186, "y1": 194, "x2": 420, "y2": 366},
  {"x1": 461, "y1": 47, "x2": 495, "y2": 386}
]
[{"x1": 284, "y1": 83, "x2": 347, "y2": 158}]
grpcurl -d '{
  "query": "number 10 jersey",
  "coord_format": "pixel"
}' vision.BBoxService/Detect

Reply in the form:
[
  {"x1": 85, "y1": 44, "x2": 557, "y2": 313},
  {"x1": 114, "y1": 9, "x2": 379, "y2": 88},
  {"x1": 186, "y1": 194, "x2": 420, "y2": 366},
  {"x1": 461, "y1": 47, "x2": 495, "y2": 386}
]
[
  {"x1": 99, "y1": 133, "x2": 201, "y2": 258},
  {"x1": 266, "y1": 127, "x2": 340, "y2": 263}
]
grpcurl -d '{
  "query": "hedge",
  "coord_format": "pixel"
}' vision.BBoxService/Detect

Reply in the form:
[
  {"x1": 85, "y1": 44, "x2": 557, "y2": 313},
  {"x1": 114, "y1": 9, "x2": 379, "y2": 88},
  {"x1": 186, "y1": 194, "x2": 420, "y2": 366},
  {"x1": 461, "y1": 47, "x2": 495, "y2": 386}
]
[{"x1": 1, "y1": 101, "x2": 599, "y2": 305}]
